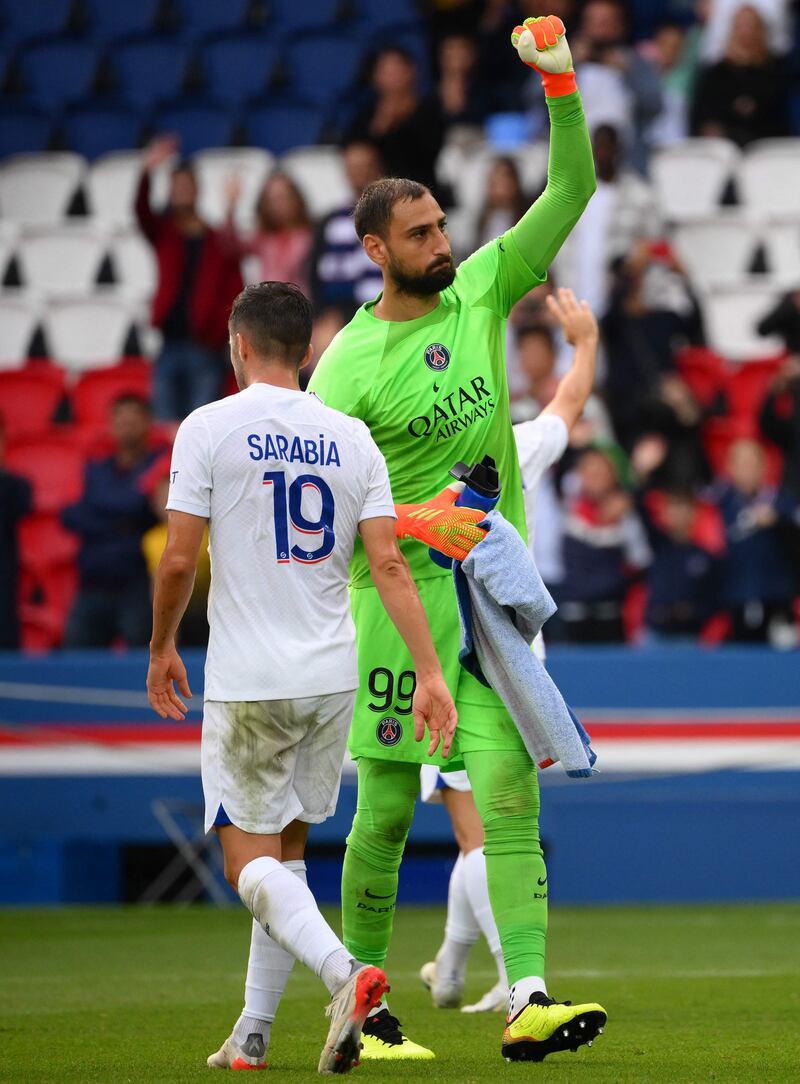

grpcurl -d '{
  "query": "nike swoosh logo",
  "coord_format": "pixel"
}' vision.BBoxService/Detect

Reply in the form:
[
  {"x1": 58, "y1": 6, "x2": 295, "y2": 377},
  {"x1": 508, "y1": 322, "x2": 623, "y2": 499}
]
[
  {"x1": 537, "y1": 876, "x2": 547, "y2": 886},
  {"x1": 364, "y1": 889, "x2": 395, "y2": 900}
]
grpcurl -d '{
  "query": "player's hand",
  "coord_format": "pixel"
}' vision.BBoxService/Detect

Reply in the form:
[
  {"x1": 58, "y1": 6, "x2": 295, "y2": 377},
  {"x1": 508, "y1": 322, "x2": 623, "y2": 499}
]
[
  {"x1": 395, "y1": 484, "x2": 488, "y2": 562},
  {"x1": 142, "y1": 134, "x2": 179, "y2": 172},
  {"x1": 412, "y1": 672, "x2": 458, "y2": 759},
  {"x1": 147, "y1": 645, "x2": 192, "y2": 721},
  {"x1": 510, "y1": 15, "x2": 576, "y2": 97},
  {"x1": 546, "y1": 288, "x2": 597, "y2": 346}
]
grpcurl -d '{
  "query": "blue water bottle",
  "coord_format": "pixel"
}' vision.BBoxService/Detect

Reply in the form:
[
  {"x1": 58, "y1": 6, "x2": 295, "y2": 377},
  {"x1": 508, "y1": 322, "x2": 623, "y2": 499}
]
[{"x1": 429, "y1": 455, "x2": 501, "y2": 568}]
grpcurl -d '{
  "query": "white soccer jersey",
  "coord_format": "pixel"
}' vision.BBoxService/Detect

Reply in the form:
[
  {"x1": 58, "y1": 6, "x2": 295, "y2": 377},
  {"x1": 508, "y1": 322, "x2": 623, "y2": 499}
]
[
  {"x1": 513, "y1": 412, "x2": 569, "y2": 550},
  {"x1": 167, "y1": 383, "x2": 396, "y2": 702}
]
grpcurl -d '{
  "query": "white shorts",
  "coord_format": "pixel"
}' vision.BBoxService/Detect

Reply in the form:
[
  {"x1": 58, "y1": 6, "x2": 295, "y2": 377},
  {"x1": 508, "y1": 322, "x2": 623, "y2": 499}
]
[
  {"x1": 201, "y1": 691, "x2": 355, "y2": 835},
  {"x1": 420, "y1": 765, "x2": 472, "y2": 804}
]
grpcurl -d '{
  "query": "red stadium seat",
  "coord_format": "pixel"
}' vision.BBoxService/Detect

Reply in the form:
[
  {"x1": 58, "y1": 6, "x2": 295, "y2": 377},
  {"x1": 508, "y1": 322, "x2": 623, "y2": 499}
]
[
  {"x1": 0, "y1": 366, "x2": 66, "y2": 441},
  {"x1": 5, "y1": 435, "x2": 85, "y2": 514},
  {"x1": 71, "y1": 359, "x2": 152, "y2": 428},
  {"x1": 674, "y1": 346, "x2": 725, "y2": 410},
  {"x1": 17, "y1": 513, "x2": 79, "y2": 573},
  {"x1": 723, "y1": 355, "x2": 785, "y2": 420},
  {"x1": 19, "y1": 563, "x2": 78, "y2": 652}
]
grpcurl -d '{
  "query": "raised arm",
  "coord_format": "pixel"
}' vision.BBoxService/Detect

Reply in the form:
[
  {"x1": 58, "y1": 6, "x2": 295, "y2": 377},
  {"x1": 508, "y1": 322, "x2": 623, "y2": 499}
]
[
  {"x1": 541, "y1": 288, "x2": 599, "y2": 431},
  {"x1": 360, "y1": 516, "x2": 457, "y2": 757},
  {"x1": 509, "y1": 17, "x2": 596, "y2": 279},
  {"x1": 136, "y1": 135, "x2": 178, "y2": 245}
]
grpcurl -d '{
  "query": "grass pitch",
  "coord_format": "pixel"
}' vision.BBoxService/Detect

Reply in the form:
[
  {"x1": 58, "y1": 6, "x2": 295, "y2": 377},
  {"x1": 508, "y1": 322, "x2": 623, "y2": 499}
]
[{"x1": 1, "y1": 902, "x2": 798, "y2": 1083}]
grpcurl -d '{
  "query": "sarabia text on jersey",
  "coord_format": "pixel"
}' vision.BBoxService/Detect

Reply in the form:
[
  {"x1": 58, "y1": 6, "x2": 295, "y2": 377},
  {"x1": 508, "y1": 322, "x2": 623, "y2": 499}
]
[{"x1": 166, "y1": 383, "x2": 395, "y2": 701}]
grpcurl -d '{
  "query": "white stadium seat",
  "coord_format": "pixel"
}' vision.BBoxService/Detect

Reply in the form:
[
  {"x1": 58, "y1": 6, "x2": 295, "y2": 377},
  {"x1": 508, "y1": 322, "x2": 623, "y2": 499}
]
[
  {"x1": 109, "y1": 230, "x2": 157, "y2": 300},
  {"x1": 17, "y1": 226, "x2": 108, "y2": 297},
  {"x1": 0, "y1": 298, "x2": 39, "y2": 368},
  {"x1": 450, "y1": 144, "x2": 549, "y2": 213},
  {"x1": 739, "y1": 139, "x2": 800, "y2": 220},
  {"x1": 86, "y1": 150, "x2": 176, "y2": 227},
  {"x1": 761, "y1": 221, "x2": 800, "y2": 287},
  {"x1": 702, "y1": 283, "x2": 785, "y2": 360},
  {"x1": 193, "y1": 147, "x2": 274, "y2": 229},
  {"x1": 280, "y1": 146, "x2": 353, "y2": 220},
  {"x1": 0, "y1": 153, "x2": 86, "y2": 226},
  {"x1": 651, "y1": 138, "x2": 740, "y2": 221},
  {"x1": 672, "y1": 217, "x2": 759, "y2": 288},
  {"x1": 44, "y1": 297, "x2": 137, "y2": 371}
]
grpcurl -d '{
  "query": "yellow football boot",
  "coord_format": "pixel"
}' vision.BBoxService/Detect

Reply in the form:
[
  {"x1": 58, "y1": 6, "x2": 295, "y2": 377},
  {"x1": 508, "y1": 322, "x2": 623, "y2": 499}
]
[
  {"x1": 502, "y1": 991, "x2": 607, "y2": 1062},
  {"x1": 359, "y1": 1008, "x2": 435, "y2": 1060}
]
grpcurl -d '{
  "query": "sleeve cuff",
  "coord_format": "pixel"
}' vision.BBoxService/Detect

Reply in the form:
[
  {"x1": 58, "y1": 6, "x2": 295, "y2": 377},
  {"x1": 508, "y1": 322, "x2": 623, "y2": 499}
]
[
  {"x1": 166, "y1": 499, "x2": 210, "y2": 518},
  {"x1": 358, "y1": 505, "x2": 397, "y2": 523}
]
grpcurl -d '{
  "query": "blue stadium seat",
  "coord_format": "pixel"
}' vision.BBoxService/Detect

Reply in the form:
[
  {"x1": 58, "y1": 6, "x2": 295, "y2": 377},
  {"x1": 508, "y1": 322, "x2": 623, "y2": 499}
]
[
  {"x1": 269, "y1": 0, "x2": 342, "y2": 34},
  {"x1": 81, "y1": 0, "x2": 162, "y2": 43},
  {"x1": 0, "y1": 0, "x2": 73, "y2": 46},
  {"x1": 201, "y1": 35, "x2": 278, "y2": 106},
  {"x1": 62, "y1": 102, "x2": 143, "y2": 159},
  {"x1": 19, "y1": 38, "x2": 100, "y2": 111},
  {"x1": 245, "y1": 102, "x2": 325, "y2": 155},
  {"x1": 173, "y1": 0, "x2": 251, "y2": 39},
  {"x1": 154, "y1": 100, "x2": 235, "y2": 155},
  {"x1": 0, "y1": 103, "x2": 52, "y2": 156},
  {"x1": 353, "y1": 0, "x2": 421, "y2": 31},
  {"x1": 110, "y1": 37, "x2": 189, "y2": 110},
  {"x1": 285, "y1": 35, "x2": 364, "y2": 107}
]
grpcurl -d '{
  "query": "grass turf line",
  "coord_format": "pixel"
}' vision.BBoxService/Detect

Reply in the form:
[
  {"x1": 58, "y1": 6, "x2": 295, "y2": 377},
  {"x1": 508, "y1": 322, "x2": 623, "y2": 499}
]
[{"x1": 1, "y1": 903, "x2": 798, "y2": 1082}]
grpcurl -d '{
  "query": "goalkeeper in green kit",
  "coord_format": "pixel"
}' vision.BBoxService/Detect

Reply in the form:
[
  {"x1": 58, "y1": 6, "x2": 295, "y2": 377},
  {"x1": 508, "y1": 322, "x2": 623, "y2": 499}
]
[{"x1": 309, "y1": 15, "x2": 607, "y2": 1065}]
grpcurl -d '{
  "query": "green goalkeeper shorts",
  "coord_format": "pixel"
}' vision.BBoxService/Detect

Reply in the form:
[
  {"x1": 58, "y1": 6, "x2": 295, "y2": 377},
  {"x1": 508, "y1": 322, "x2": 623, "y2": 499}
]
[{"x1": 349, "y1": 574, "x2": 527, "y2": 768}]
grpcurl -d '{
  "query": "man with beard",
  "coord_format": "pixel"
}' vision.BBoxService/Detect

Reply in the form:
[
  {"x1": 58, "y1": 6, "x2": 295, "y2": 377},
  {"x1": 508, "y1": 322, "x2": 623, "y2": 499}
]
[{"x1": 306, "y1": 16, "x2": 606, "y2": 1064}]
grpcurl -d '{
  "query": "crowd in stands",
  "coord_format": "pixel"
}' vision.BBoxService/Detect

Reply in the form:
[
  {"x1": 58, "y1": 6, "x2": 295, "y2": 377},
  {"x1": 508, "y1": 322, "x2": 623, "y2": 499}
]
[{"x1": 1, "y1": 0, "x2": 800, "y2": 651}]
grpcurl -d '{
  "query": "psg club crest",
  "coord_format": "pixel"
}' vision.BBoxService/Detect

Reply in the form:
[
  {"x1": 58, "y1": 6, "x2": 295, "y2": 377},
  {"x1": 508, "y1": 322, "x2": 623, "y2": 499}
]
[
  {"x1": 424, "y1": 343, "x2": 451, "y2": 372},
  {"x1": 377, "y1": 717, "x2": 403, "y2": 746}
]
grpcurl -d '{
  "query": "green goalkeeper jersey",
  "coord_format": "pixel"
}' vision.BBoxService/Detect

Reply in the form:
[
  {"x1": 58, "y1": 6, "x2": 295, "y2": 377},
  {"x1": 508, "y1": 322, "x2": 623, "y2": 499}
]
[{"x1": 308, "y1": 91, "x2": 595, "y2": 589}]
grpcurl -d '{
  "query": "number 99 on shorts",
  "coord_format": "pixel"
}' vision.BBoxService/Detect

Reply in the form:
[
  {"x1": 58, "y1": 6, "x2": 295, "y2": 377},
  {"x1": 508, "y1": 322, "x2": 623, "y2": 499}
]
[{"x1": 367, "y1": 667, "x2": 416, "y2": 715}]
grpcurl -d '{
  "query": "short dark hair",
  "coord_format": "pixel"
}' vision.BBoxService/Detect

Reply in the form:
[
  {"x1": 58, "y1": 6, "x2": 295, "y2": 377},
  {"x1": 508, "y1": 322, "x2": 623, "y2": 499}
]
[
  {"x1": 517, "y1": 325, "x2": 554, "y2": 350},
  {"x1": 112, "y1": 392, "x2": 151, "y2": 414},
  {"x1": 353, "y1": 177, "x2": 430, "y2": 241},
  {"x1": 229, "y1": 281, "x2": 312, "y2": 367}
]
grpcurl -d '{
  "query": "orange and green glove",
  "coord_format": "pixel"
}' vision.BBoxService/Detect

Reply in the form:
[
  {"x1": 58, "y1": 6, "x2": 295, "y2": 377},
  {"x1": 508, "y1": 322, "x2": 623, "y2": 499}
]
[
  {"x1": 395, "y1": 483, "x2": 487, "y2": 563},
  {"x1": 511, "y1": 14, "x2": 576, "y2": 98}
]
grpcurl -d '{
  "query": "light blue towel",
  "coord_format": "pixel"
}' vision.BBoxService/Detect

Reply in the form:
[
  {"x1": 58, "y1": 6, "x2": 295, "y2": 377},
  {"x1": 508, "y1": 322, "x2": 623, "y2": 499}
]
[{"x1": 453, "y1": 510, "x2": 596, "y2": 778}]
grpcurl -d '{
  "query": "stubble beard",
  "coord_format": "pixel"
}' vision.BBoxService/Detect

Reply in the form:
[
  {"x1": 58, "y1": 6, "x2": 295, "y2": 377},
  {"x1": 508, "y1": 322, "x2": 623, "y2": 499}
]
[{"x1": 388, "y1": 257, "x2": 456, "y2": 299}]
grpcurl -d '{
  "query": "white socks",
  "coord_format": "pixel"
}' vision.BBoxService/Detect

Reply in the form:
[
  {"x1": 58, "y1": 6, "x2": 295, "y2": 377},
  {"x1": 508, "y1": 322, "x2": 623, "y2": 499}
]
[
  {"x1": 461, "y1": 848, "x2": 508, "y2": 987},
  {"x1": 232, "y1": 859, "x2": 306, "y2": 1048},
  {"x1": 508, "y1": 976, "x2": 548, "y2": 1017},
  {"x1": 237, "y1": 856, "x2": 355, "y2": 997},
  {"x1": 437, "y1": 852, "x2": 479, "y2": 984}
]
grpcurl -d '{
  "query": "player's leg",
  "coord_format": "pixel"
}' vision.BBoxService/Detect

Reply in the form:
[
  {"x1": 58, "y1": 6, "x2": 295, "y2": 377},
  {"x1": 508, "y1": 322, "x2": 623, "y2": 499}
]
[
  {"x1": 462, "y1": 741, "x2": 606, "y2": 1061},
  {"x1": 203, "y1": 697, "x2": 388, "y2": 1074}
]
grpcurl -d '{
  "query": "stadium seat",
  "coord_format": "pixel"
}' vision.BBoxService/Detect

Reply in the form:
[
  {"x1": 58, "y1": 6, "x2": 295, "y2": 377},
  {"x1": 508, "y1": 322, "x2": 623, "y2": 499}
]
[
  {"x1": 71, "y1": 361, "x2": 153, "y2": 428},
  {"x1": 82, "y1": 0, "x2": 162, "y2": 42},
  {"x1": 280, "y1": 146, "x2": 353, "y2": 219},
  {"x1": 0, "y1": 367, "x2": 67, "y2": 441},
  {"x1": 17, "y1": 226, "x2": 108, "y2": 297},
  {"x1": 246, "y1": 103, "x2": 325, "y2": 156},
  {"x1": 671, "y1": 218, "x2": 759, "y2": 288},
  {"x1": 0, "y1": 153, "x2": 86, "y2": 226},
  {"x1": 19, "y1": 39, "x2": 100, "y2": 111},
  {"x1": 739, "y1": 140, "x2": 800, "y2": 220},
  {"x1": 723, "y1": 356, "x2": 786, "y2": 420},
  {"x1": 451, "y1": 144, "x2": 548, "y2": 212},
  {"x1": 20, "y1": 562, "x2": 78, "y2": 651},
  {"x1": 761, "y1": 222, "x2": 800, "y2": 287},
  {"x1": 61, "y1": 102, "x2": 143, "y2": 160},
  {"x1": 353, "y1": 0, "x2": 421, "y2": 31},
  {"x1": 702, "y1": 416, "x2": 782, "y2": 486},
  {"x1": 702, "y1": 284, "x2": 785, "y2": 360},
  {"x1": 85, "y1": 151, "x2": 144, "y2": 227},
  {"x1": 44, "y1": 298, "x2": 137, "y2": 371},
  {"x1": 192, "y1": 147, "x2": 274, "y2": 228},
  {"x1": 269, "y1": 0, "x2": 342, "y2": 33},
  {"x1": 0, "y1": 103, "x2": 52, "y2": 157},
  {"x1": 1, "y1": 0, "x2": 74, "y2": 47},
  {"x1": 200, "y1": 34, "x2": 279, "y2": 107},
  {"x1": 651, "y1": 138, "x2": 740, "y2": 221},
  {"x1": 674, "y1": 346, "x2": 726, "y2": 409},
  {"x1": 5, "y1": 435, "x2": 84, "y2": 513},
  {"x1": 174, "y1": 0, "x2": 252, "y2": 39},
  {"x1": 17, "y1": 513, "x2": 79, "y2": 572},
  {"x1": 285, "y1": 35, "x2": 365, "y2": 107},
  {"x1": 109, "y1": 231, "x2": 157, "y2": 299},
  {"x1": 153, "y1": 100, "x2": 235, "y2": 156},
  {"x1": 110, "y1": 38, "x2": 190, "y2": 110},
  {"x1": 0, "y1": 298, "x2": 39, "y2": 368}
]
